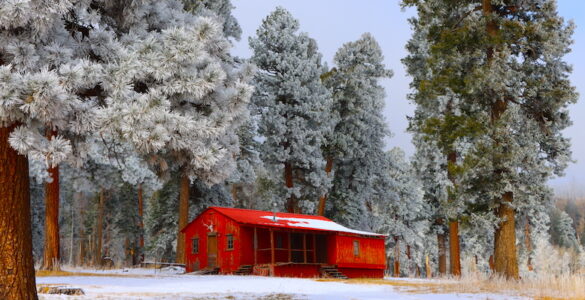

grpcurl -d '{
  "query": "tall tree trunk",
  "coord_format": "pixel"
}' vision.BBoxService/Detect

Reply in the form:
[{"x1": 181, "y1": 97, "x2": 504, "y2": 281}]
[
  {"x1": 494, "y1": 192, "x2": 519, "y2": 279},
  {"x1": 0, "y1": 124, "x2": 38, "y2": 300},
  {"x1": 446, "y1": 151, "x2": 461, "y2": 276},
  {"x1": 95, "y1": 189, "x2": 106, "y2": 265},
  {"x1": 41, "y1": 128, "x2": 61, "y2": 271},
  {"x1": 525, "y1": 218, "x2": 533, "y2": 271},
  {"x1": 176, "y1": 169, "x2": 190, "y2": 264},
  {"x1": 393, "y1": 236, "x2": 400, "y2": 277},
  {"x1": 284, "y1": 162, "x2": 297, "y2": 213},
  {"x1": 137, "y1": 184, "x2": 144, "y2": 250},
  {"x1": 425, "y1": 254, "x2": 432, "y2": 278},
  {"x1": 449, "y1": 220, "x2": 461, "y2": 276},
  {"x1": 436, "y1": 219, "x2": 447, "y2": 275},
  {"x1": 483, "y1": 0, "x2": 519, "y2": 280},
  {"x1": 317, "y1": 157, "x2": 334, "y2": 216}
]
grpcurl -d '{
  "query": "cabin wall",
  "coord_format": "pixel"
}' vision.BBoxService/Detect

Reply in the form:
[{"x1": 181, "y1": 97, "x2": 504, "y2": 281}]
[
  {"x1": 332, "y1": 234, "x2": 386, "y2": 270},
  {"x1": 184, "y1": 209, "x2": 242, "y2": 273}
]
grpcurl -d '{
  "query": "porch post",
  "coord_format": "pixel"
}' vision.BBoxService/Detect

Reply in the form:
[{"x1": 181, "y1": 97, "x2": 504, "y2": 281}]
[
  {"x1": 253, "y1": 227, "x2": 257, "y2": 265},
  {"x1": 312, "y1": 234, "x2": 317, "y2": 263},
  {"x1": 303, "y1": 233, "x2": 307, "y2": 263},
  {"x1": 270, "y1": 229, "x2": 275, "y2": 266},
  {"x1": 287, "y1": 232, "x2": 292, "y2": 262}
]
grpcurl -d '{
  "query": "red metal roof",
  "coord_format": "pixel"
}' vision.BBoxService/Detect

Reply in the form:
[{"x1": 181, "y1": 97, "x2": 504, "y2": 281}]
[{"x1": 183, "y1": 206, "x2": 385, "y2": 237}]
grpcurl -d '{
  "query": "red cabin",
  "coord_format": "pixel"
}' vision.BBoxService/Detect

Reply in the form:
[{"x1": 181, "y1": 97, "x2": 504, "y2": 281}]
[{"x1": 181, "y1": 206, "x2": 386, "y2": 278}]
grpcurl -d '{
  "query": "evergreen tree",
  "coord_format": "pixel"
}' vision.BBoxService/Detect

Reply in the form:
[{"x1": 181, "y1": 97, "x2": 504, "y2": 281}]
[
  {"x1": 184, "y1": 0, "x2": 242, "y2": 42},
  {"x1": 323, "y1": 33, "x2": 392, "y2": 225},
  {"x1": 403, "y1": 0, "x2": 577, "y2": 279},
  {"x1": 249, "y1": 7, "x2": 332, "y2": 213}
]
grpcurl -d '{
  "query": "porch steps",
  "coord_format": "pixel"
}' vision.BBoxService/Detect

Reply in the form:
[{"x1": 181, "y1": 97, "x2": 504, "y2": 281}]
[
  {"x1": 320, "y1": 265, "x2": 348, "y2": 279},
  {"x1": 234, "y1": 265, "x2": 253, "y2": 275}
]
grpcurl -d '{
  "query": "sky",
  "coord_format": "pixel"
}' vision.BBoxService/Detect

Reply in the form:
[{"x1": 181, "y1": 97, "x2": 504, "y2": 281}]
[{"x1": 231, "y1": 0, "x2": 585, "y2": 195}]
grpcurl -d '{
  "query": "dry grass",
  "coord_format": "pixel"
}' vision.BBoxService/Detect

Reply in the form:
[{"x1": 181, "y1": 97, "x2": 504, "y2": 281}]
[
  {"x1": 316, "y1": 273, "x2": 585, "y2": 300},
  {"x1": 35, "y1": 269, "x2": 153, "y2": 277}
]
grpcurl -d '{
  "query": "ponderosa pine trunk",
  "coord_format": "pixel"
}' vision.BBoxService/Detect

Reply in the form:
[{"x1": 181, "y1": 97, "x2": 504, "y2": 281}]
[
  {"x1": 41, "y1": 129, "x2": 60, "y2": 271},
  {"x1": 176, "y1": 170, "x2": 190, "y2": 264},
  {"x1": 0, "y1": 124, "x2": 38, "y2": 300},
  {"x1": 425, "y1": 254, "x2": 432, "y2": 278},
  {"x1": 138, "y1": 184, "x2": 144, "y2": 250},
  {"x1": 493, "y1": 192, "x2": 519, "y2": 279},
  {"x1": 449, "y1": 220, "x2": 461, "y2": 276},
  {"x1": 525, "y1": 219, "x2": 533, "y2": 271},
  {"x1": 393, "y1": 236, "x2": 400, "y2": 277},
  {"x1": 446, "y1": 151, "x2": 461, "y2": 276},
  {"x1": 436, "y1": 219, "x2": 447, "y2": 275},
  {"x1": 483, "y1": 0, "x2": 519, "y2": 280},
  {"x1": 95, "y1": 189, "x2": 105, "y2": 266},
  {"x1": 316, "y1": 157, "x2": 333, "y2": 216},
  {"x1": 284, "y1": 162, "x2": 297, "y2": 213}
]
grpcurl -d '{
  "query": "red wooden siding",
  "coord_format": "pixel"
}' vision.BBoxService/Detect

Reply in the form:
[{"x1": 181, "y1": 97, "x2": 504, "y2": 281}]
[
  {"x1": 333, "y1": 234, "x2": 386, "y2": 269},
  {"x1": 184, "y1": 209, "x2": 242, "y2": 273}
]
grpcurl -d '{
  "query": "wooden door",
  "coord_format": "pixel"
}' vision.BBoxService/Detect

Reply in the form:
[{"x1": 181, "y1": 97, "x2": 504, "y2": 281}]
[{"x1": 207, "y1": 234, "x2": 218, "y2": 268}]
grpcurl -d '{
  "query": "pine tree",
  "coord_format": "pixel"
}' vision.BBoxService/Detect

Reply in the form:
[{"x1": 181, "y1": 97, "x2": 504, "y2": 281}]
[
  {"x1": 322, "y1": 33, "x2": 392, "y2": 222},
  {"x1": 403, "y1": 0, "x2": 577, "y2": 279},
  {"x1": 249, "y1": 7, "x2": 332, "y2": 213}
]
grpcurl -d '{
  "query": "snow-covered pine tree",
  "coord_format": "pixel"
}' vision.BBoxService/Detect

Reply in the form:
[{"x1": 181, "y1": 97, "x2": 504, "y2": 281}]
[
  {"x1": 0, "y1": 0, "x2": 111, "y2": 295},
  {"x1": 403, "y1": 0, "x2": 577, "y2": 279},
  {"x1": 375, "y1": 148, "x2": 428, "y2": 277},
  {"x1": 95, "y1": 1, "x2": 253, "y2": 263},
  {"x1": 411, "y1": 135, "x2": 450, "y2": 275},
  {"x1": 322, "y1": 33, "x2": 392, "y2": 226},
  {"x1": 184, "y1": 0, "x2": 242, "y2": 42},
  {"x1": 249, "y1": 7, "x2": 332, "y2": 213}
]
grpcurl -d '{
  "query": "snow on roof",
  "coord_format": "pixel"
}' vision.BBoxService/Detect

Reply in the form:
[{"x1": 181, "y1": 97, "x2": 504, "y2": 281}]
[{"x1": 208, "y1": 207, "x2": 385, "y2": 237}]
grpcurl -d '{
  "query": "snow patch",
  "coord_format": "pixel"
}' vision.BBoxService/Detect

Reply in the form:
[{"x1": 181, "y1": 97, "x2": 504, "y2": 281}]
[{"x1": 259, "y1": 216, "x2": 385, "y2": 236}]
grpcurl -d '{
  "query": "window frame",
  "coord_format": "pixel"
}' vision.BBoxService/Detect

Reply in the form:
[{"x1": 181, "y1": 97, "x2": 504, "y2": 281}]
[
  {"x1": 226, "y1": 234, "x2": 234, "y2": 250},
  {"x1": 191, "y1": 238, "x2": 199, "y2": 254},
  {"x1": 353, "y1": 240, "x2": 360, "y2": 257}
]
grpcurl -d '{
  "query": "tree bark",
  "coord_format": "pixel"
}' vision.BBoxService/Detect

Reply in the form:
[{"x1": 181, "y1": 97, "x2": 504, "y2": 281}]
[
  {"x1": 95, "y1": 189, "x2": 106, "y2": 265},
  {"x1": 425, "y1": 254, "x2": 432, "y2": 278},
  {"x1": 436, "y1": 219, "x2": 447, "y2": 275},
  {"x1": 493, "y1": 192, "x2": 519, "y2": 279},
  {"x1": 0, "y1": 124, "x2": 38, "y2": 300},
  {"x1": 176, "y1": 170, "x2": 190, "y2": 264},
  {"x1": 41, "y1": 128, "x2": 61, "y2": 271},
  {"x1": 284, "y1": 162, "x2": 297, "y2": 213},
  {"x1": 317, "y1": 157, "x2": 334, "y2": 216},
  {"x1": 393, "y1": 236, "x2": 400, "y2": 277},
  {"x1": 446, "y1": 151, "x2": 461, "y2": 277},
  {"x1": 138, "y1": 184, "x2": 144, "y2": 250},
  {"x1": 449, "y1": 220, "x2": 461, "y2": 276},
  {"x1": 525, "y1": 218, "x2": 533, "y2": 271},
  {"x1": 483, "y1": 0, "x2": 519, "y2": 280}
]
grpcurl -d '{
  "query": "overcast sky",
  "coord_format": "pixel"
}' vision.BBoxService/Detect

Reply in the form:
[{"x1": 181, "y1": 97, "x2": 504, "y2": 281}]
[{"x1": 231, "y1": 0, "x2": 585, "y2": 195}]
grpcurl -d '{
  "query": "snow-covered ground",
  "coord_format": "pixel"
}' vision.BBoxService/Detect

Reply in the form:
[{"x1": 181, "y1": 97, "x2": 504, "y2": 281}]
[{"x1": 36, "y1": 270, "x2": 527, "y2": 300}]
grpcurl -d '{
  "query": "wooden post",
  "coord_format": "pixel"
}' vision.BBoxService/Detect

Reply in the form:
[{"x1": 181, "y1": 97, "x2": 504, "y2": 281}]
[
  {"x1": 254, "y1": 227, "x2": 257, "y2": 265},
  {"x1": 288, "y1": 232, "x2": 292, "y2": 262},
  {"x1": 303, "y1": 233, "x2": 307, "y2": 263},
  {"x1": 270, "y1": 229, "x2": 275, "y2": 266},
  {"x1": 312, "y1": 234, "x2": 317, "y2": 263}
]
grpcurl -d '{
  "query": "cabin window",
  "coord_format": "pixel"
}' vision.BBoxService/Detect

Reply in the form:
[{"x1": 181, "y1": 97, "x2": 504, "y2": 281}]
[
  {"x1": 226, "y1": 234, "x2": 234, "y2": 250},
  {"x1": 276, "y1": 234, "x2": 283, "y2": 248},
  {"x1": 192, "y1": 238, "x2": 199, "y2": 254},
  {"x1": 353, "y1": 240, "x2": 360, "y2": 256}
]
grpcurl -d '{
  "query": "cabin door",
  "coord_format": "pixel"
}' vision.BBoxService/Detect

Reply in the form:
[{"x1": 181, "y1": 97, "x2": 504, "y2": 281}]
[{"x1": 207, "y1": 233, "x2": 218, "y2": 268}]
